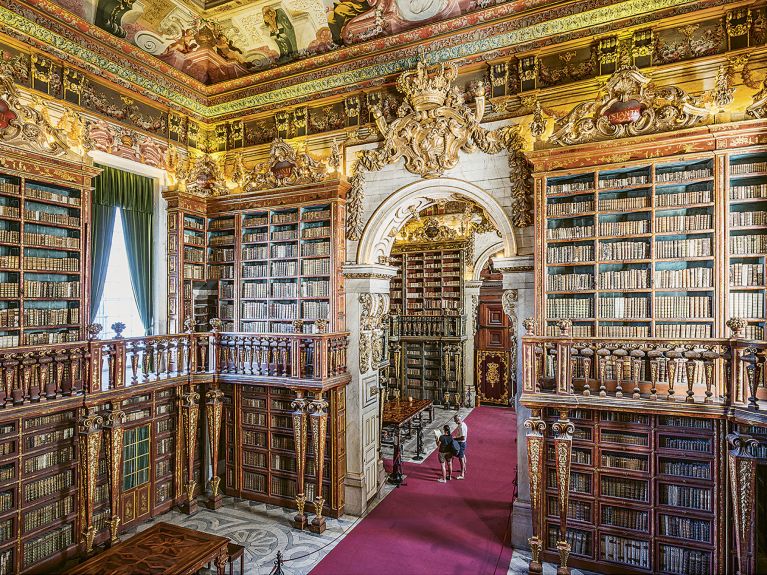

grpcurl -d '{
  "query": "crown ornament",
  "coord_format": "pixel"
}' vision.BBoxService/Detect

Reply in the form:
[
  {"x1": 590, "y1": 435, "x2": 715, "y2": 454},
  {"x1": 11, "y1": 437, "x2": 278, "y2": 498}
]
[{"x1": 397, "y1": 58, "x2": 458, "y2": 112}]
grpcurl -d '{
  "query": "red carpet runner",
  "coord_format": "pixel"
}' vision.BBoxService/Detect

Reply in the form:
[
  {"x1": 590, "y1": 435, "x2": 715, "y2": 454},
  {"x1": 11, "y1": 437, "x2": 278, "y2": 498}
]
[{"x1": 311, "y1": 406, "x2": 517, "y2": 575}]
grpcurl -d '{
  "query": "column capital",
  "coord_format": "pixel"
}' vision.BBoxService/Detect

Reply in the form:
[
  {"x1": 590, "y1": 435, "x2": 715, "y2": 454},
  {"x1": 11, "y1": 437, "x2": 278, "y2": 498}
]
[{"x1": 343, "y1": 263, "x2": 397, "y2": 293}]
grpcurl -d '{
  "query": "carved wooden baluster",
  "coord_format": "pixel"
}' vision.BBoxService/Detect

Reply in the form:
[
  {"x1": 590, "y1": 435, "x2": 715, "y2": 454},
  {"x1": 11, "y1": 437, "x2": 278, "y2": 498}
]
[
  {"x1": 281, "y1": 339, "x2": 288, "y2": 377},
  {"x1": 1, "y1": 360, "x2": 12, "y2": 407},
  {"x1": 6, "y1": 362, "x2": 17, "y2": 406},
  {"x1": 246, "y1": 337, "x2": 254, "y2": 375},
  {"x1": 72, "y1": 350, "x2": 83, "y2": 395},
  {"x1": 597, "y1": 349, "x2": 609, "y2": 397},
  {"x1": 581, "y1": 348, "x2": 593, "y2": 396},
  {"x1": 29, "y1": 354, "x2": 41, "y2": 402},
  {"x1": 270, "y1": 338, "x2": 278, "y2": 376},
  {"x1": 199, "y1": 340, "x2": 208, "y2": 372},
  {"x1": 41, "y1": 359, "x2": 53, "y2": 400},
  {"x1": 21, "y1": 353, "x2": 34, "y2": 404},
  {"x1": 54, "y1": 353, "x2": 65, "y2": 398},
  {"x1": 129, "y1": 342, "x2": 139, "y2": 384},
  {"x1": 630, "y1": 350, "x2": 644, "y2": 399},
  {"x1": 685, "y1": 359, "x2": 697, "y2": 403},
  {"x1": 174, "y1": 339, "x2": 183, "y2": 375},
  {"x1": 140, "y1": 341, "x2": 150, "y2": 382},
  {"x1": 703, "y1": 359, "x2": 714, "y2": 404},
  {"x1": 613, "y1": 352, "x2": 624, "y2": 398},
  {"x1": 667, "y1": 356, "x2": 677, "y2": 401},
  {"x1": 648, "y1": 351, "x2": 660, "y2": 400},
  {"x1": 154, "y1": 342, "x2": 163, "y2": 379}
]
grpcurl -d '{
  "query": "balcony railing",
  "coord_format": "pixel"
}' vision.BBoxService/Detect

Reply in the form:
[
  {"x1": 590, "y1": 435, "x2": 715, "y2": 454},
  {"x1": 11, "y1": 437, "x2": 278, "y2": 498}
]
[
  {"x1": 0, "y1": 330, "x2": 349, "y2": 409},
  {"x1": 389, "y1": 314, "x2": 466, "y2": 338},
  {"x1": 521, "y1": 319, "x2": 766, "y2": 413}
]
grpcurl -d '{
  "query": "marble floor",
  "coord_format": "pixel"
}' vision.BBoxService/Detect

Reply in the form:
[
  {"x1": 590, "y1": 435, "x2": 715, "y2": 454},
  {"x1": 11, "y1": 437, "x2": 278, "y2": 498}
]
[{"x1": 507, "y1": 550, "x2": 600, "y2": 575}]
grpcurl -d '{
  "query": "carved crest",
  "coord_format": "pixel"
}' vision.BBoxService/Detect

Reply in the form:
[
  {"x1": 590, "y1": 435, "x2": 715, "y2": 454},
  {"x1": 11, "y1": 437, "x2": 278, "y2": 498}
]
[
  {"x1": 0, "y1": 66, "x2": 83, "y2": 159},
  {"x1": 549, "y1": 65, "x2": 709, "y2": 146},
  {"x1": 347, "y1": 57, "x2": 531, "y2": 239},
  {"x1": 180, "y1": 153, "x2": 227, "y2": 197},
  {"x1": 238, "y1": 138, "x2": 334, "y2": 191}
]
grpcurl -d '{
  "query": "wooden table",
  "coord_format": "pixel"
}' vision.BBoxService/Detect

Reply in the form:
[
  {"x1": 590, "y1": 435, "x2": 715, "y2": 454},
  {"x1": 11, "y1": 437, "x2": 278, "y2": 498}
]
[
  {"x1": 382, "y1": 399, "x2": 434, "y2": 482},
  {"x1": 64, "y1": 522, "x2": 230, "y2": 575}
]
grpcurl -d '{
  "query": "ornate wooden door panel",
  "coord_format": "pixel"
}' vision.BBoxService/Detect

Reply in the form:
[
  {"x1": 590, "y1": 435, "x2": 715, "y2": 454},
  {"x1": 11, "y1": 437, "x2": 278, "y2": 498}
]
[{"x1": 475, "y1": 291, "x2": 512, "y2": 405}]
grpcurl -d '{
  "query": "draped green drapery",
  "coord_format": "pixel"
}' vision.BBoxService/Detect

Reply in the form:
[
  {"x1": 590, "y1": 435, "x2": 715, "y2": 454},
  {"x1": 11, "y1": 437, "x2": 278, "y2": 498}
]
[{"x1": 91, "y1": 165, "x2": 154, "y2": 334}]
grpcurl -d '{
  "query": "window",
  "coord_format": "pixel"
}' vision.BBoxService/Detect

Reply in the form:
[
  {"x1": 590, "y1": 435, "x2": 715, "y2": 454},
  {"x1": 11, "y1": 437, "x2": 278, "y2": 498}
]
[
  {"x1": 93, "y1": 212, "x2": 143, "y2": 338},
  {"x1": 122, "y1": 425, "x2": 150, "y2": 490}
]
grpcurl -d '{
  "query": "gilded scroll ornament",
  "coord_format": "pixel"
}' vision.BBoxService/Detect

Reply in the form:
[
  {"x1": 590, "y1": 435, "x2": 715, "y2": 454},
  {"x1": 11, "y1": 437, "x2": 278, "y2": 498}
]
[
  {"x1": 236, "y1": 138, "x2": 335, "y2": 192},
  {"x1": 747, "y1": 77, "x2": 767, "y2": 119},
  {"x1": 346, "y1": 57, "x2": 533, "y2": 239},
  {"x1": 549, "y1": 65, "x2": 709, "y2": 146},
  {"x1": 179, "y1": 154, "x2": 228, "y2": 197}
]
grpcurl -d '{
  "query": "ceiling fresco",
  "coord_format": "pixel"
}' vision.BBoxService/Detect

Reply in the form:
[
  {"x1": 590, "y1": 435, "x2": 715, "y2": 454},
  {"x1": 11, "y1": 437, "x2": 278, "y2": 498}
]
[{"x1": 55, "y1": 0, "x2": 494, "y2": 84}]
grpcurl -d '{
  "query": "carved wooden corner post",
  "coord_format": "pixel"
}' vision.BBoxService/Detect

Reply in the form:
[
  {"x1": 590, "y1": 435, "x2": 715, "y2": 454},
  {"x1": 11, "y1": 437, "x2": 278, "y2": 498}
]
[
  {"x1": 551, "y1": 410, "x2": 574, "y2": 575},
  {"x1": 524, "y1": 410, "x2": 547, "y2": 574},
  {"x1": 291, "y1": 390, "x2": 309, "y2": 529},
  {"x1": 77, "y1": 407, "x2": 103, "y2": 555},
  {"x1": 204, "y1": 387, "x2": 224, "y2": 510},
  {"x1": 104, "y1": 408, "x2": 125, "y2": 545},
  {"x1": 308, "y1": 393, "x2": 329, "y2": 534},
  {"x1": 180, "y1": 388, "x2": 201, "y2": 515},
  {"x1": 728, "y1": 432, "x2": 759, "y2": 575},
  {"x1": 86, "y1": 323, "x2": 103, "y2": 393}
]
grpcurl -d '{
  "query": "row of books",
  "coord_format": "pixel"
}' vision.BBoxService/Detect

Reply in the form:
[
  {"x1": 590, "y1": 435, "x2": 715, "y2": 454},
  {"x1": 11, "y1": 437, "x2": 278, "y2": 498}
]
[
  {"x1": 600, "y1": 476, "x2": 648, "y2": 501},
  {"x1": 659, "y1": 545, "x2": 711, "y2": 575},
  {"x1": 656, "y1": 166, "x2": 712, "y2": 183},
  {"x1": 729, "y1": 291, "x2": 765, "y2": 318},
  {"x1": 601, "y1": 430, "x2": 649, "y2": 446},
  {"x1": 655, "y1": 295, "x2": 712, "y2": 318},
  {"x1": 600, "y1": 535, "x2": 649, "y2": 568},
  {"x1": 660, "y1": 436, "x2": 711, "y2": 452},
  {"x1": 0, "y1": 309, "x2": 18, "y2": 328},
  {"x1": 600, "y1": 196, "x2": 649, "y2": 211},
  {"x1": 243, "y1": 216, "x2": 268, "y2": 227},
  {"x1": 547, "y1": 199, "x2": 594, "y2": 216},
  {"x1": 243, "y1": 264, "x2": 268, "y2": 278},
  {"x1": 302, "y1": 280, "x2": 330, "y2": 297},
  {"x1": 24, "y1": 210, "x2": 80, "y2": 228},
  {"x1": 598, "y1": 268, "x2": 649, "y2": 290},
  {"x1": 656, "y1": 187, "x2": 712, "y2": 206},
  {"x1": 730, "y1": 263, "x2": 764, "y2": 286},
  {"x1": 184, "y1": 218, "x2": 204, "y2": 231},
  {"x1": 656, "y1": 213, "x2": 712, "y2": 232},
  {"x1": 183, "y1": 247, "x2": 204, "y2": 263},
  {"x1": 730, "y1": 210, "x2": 767, "y2": 227},
  {"x1": 601, "y1": 452, "x2": 648, "y2": 471},
  {"x1": 209, "y1": 235, "x2": 234, "y2": 246},
  {"x1": 0, "y1": 283, "x2": 16, "y2": 298},
  {"x1": 656, "y1": 322, "x2": 712, "y2": 339},
  {"x1": 27, "y1": 427, "x2": 74, "y2": 450},
  {"x1": 24, "y1": 469, "x2": 73, "y2": 502},
  {"x1": 23, "y1": 523, "x2": 73, "y2": 568},
  {"x1": 23, "y1": 308, "x2": 79, "y2": 326},
  {"x1": 731, "y1": 234, "x2": 767, "y2": 254},
  {"x1": 597, "y1": 297, "x2": 648, "y2": 319},
  {"x1": 599, "y1": 220, "x2": 649, "y2": 236},
  {"x1": 208, "y1": 265, "x2": 234, "y2": 279},
  {"x1": 24, "y1": 233, "x2": 79, "y2": 249},
  {"x1": 23, "y1": 446, "x2": 73, "y2": 473},
  {"x1": 547, "y1": 273, "x2": 592, "y2": 291},
  {"x1": 731, "y1": 182, "x2": 767, "y2": 200},
  {"x1": 659, "y1": 459, "x2": 711, "y2": 479},
  {"x1": 0, "y1": 230, "x2": 18, "y2": 243},
  {"x1": 600, "y1": 174, "x2": 649, "y2": 188},
  {"x1": 183, "y1": 233, "x2": 204, "y2": 246},
  {"x1": 303, "y1": 241, "x2": 331, "y2": 257},
  {"x1": 655, "y1": 267, "x2": 712, "y2": 289},
  {"x1": 303, "y1": 209, "x2": 331, "y2": 222},
  {"x1": 24, "y1": 495, "x2": 74, "y2": 534},
  {"x1": 269, "y1": 302, "x2": 298, "y2": 319},
  {"x1": 272, "y1": 212, "x2": 298, "y2": 225},
  {"x1": 546, "y1": 323, "x2": 593, "y2": 337},
  {"x1": 209, "y1": 248, "x2": 234, "y2": 263},
  {"x1": 208, "y1": 218, "x2": 234, "y2": 230},
  {"x1": 272, "y1": 261, "x2": 297, "y2": 276},
  {"x1": 272, "y1": 283, "x2": 297, "y2": 298},
  {"x1": 243, "y1": 283, "x2": 268, "y2": 299},
  {"x1": 26, "y1": 186, "x2": 80, "y2": 206},
  {"x1": 272, "y1": 230, "x2": 298, "y2": 241},
  {"x1": 547, "y1": 224, "x2": 594, "y2": 240},
  {"x1": 243, "y1": 246, "x2": 270, "y2": 260},
  {"x1": 547, "y1": 180, "x2": 593, "y2": 195},
  {"x1": 731, "y1": 160, "x2": 767, "y2": 174},
  {"x1": 597, "y1": 325, "x2": 649, "y2": 338},
  {"x1": 660, "y1": 484, "x2": 711, "y2": 510},
  {"x1": 0, "y1": 518, "x2": 10, "y2": 542},
  {"x1": 0, "y1": 206, "x2": 19, "y2": 219},
  {"x1": 0, "y1": 181, "x2": 18, "y2": 195},
  {"x1": 24, "y1": 257, "x2": 79, "y2": 272},
  {"x1": 547, "y1": 498, "x2": 591, "y2": 522},
  {"x1": 659, "y1": 515, "x2": 710, "y2": 542},
  {"x1": 302, "y1": 301, "x2": 329, "y2": 320},
  {"x1": 547, "y1": 526, "x2": 591, "y2": 556},
  {"x1": 546, "y1": 298, "x2": 593, "y2": 319},
  {"x1": 601, "y1": 506, "x2": 648, "y2": 531},
  {"x1": 303, "y1": 259, "x2": 331, "y2": 275},
  {"x1": 657, "y1": 237, "x2": 711, "y2": 258},
  {"x1": 547, "y1": 244, "x2": 594, "y2": 263},
  {"x1": 601, "y1": 240, "x2": 648, "y2": 260},
  {"x1": 302, "y1": 226, "x2": 331, "y2": 239},
  {"x1": 183, "y1": 264, "x2": 204, "y2": 279},
  {"x1": 0, "y1": 256, "x2": 18, "y2": 269}
]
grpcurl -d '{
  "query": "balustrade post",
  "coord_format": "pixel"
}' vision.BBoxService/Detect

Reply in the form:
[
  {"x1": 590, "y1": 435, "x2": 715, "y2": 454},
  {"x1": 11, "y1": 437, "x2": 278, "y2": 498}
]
[
  {"x1": 524, "y1": 410, "x2": 547, "y2": 575},
  {"x1": 522, "y1": 319, "x2": 539, "y2": 394},
  {"x1": 290, "y1": 390, "x2": 309, "y2": 529},
  {"x1": 555, "y1": 320, "x2": 572, "y2": 395},
  {"x1": 728, "y1": 318, "x2": 748, "y2": 406},
  {"x1": 111, "y1": 340, "x2": 125, "y2": 389},
  {"x1": 104, "y1": 409, "x2": 126, "y2": 545},
  {"x1": 86, "y1": 324, "x2": 103, "y2": 393},
  {"x1": 180, "y1": 389, "x2": 201, "y2": 515},
  {"x1": 308, "y1": 393, "x2": 328, "y2": 534},
  {"x1": 552, "y1": 410, "x2": 574, "y2": 575},
  {"x1": 77, "y1": 407, "x2": 103, "y2": 556},
  {"x1": 204, "y1": 387, "x2": 224, "y2": 510},
  {"x1": 728, "y1": 432, "x2": 759, "y2": 575}
]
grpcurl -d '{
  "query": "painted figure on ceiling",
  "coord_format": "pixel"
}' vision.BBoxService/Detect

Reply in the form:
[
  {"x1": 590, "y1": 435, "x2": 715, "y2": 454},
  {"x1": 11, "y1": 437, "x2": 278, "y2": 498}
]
[
  {"x1": 263, "y1": 6, "x2": 298, "y2": 63},
  {"x1": 325, "y1": 0, "x2": 371, "y2": 45}
]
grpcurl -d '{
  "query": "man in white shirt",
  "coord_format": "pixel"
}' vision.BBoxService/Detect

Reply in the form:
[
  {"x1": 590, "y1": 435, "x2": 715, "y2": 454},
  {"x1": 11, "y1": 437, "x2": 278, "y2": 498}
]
[{"x1": 453, "y1": 414, "x2": 467, "y2": 479}]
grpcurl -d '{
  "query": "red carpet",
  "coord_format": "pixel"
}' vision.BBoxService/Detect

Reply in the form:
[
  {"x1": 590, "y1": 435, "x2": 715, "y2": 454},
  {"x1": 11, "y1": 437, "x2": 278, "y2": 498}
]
[{"x1": 311, "y1": 406, "x2": 517, "y2": 575}]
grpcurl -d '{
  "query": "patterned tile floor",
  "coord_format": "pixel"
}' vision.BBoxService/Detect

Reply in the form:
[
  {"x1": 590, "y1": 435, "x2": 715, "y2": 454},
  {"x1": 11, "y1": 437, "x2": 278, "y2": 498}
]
[{"x1": 507, "y1": 550, "x2": 599, "y2": 575}]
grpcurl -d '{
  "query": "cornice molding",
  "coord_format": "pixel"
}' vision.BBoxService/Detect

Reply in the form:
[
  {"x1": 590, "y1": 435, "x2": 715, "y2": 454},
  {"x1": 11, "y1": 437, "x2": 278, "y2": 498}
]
[{"x1": 1, "y1": 0, "x2": 704, "y2": 120}]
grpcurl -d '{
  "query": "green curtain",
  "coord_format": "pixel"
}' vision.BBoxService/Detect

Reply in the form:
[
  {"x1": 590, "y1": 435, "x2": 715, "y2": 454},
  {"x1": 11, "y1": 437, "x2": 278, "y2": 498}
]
[
  {"x1": 92, "y1": 165, "x2": 154, "y2": 334},
  {"x1": 89, "y1": 203, "x2": 116, "y2": 320}
]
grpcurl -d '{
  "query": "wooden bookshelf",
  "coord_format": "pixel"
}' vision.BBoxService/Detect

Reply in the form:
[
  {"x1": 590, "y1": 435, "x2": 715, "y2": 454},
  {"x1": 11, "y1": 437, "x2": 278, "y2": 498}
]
[{"x1": 389, "y1": 246, "x2": 464, "y2": 316}]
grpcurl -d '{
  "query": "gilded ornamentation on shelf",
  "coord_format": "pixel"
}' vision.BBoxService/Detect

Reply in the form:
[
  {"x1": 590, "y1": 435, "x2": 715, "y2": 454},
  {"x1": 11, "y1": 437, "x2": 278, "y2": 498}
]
[
  {"x1": 104, "y1": 409, "x2": 126, "y2": 543},
  {"x1": 78, "y1": 407, "x2": 104, "y2": 555},
  {"x1": 238, "y1": 138, "x2": 334, "y2": 191},
  {"x1": 523, "y1": 317, "x2": 539, "y2": 336},
  {"x1": 308, "y1": 395, "x2": 328, "y2": 533},
  {"x1": 181, "y1": 389, "x2": 201, "y2": 512},
  {"x1": 205, "y1": 388, "x2": 224, "y2": 501},
  {"x1": 551, "y1": 411, "x2": 574, "y2": 575},
  {"x1": 0, "y1": 50, "x2": 29, "y2": 84},
  {"x1": 180, "y1": 153, "x2": 227, "y2": 197},
  {"x1": 549, "y1": 65, "x2": 709, "y2": 146},
  {"x1": 712, "y1": 61, "x2": 735, "y2": 109},
  {"x1": 347, "y1": 56, "x2": 532, "y2": 238},
  {"x1": 291, "y1": 392, "x2": 309, "y2": 530},
  {"x1": 727, "y1": 432, "x2": 759, "y2": 575},
  {"x1": 524, "y1": 412, "x2": 546, "y2": 574}
]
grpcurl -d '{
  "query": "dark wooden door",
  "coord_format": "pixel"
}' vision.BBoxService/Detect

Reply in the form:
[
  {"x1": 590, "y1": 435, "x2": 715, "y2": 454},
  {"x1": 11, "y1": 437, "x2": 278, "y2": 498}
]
[{"x1": 474, "y1": 283, "x2": 512, "y2": 405}]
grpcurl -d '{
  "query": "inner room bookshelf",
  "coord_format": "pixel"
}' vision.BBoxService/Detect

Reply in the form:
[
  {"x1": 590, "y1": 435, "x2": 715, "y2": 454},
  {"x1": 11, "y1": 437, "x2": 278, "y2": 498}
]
[
  {"x1": 0, "y1": 161, "x2": 96, "y2": 347},
  {"x1": 164, "y1": 181, "x2": 347, "y2": 334},
  {"x1": 534, "y1": 137, "x2": 767, "y2": 339}
]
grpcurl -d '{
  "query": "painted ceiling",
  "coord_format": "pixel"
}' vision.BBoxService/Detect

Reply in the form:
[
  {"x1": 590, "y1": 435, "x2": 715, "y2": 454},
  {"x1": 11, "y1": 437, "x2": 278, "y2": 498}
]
[{"x1": 55, "y1": 0, "x2": 494, "y2": 84}]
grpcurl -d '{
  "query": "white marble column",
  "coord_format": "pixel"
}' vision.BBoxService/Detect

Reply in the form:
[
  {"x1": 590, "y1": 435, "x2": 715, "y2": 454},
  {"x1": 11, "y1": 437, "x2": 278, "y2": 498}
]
[
  {"x1": 463, "y1": 280, "x2": 482, "y2": 405},
  {"x1": 493, "y1": 255, "x2": 535, "y2": 550},
  {"x1": 342, "y1": 264, "x2": 397, "y2": 516}
]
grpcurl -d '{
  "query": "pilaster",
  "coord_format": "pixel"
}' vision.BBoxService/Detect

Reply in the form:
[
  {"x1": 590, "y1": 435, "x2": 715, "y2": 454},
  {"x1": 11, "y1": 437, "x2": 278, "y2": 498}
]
[
  {"x1": 77, "y1": 407, "x2": 103, "y2": 556},
  {"x1": 204, "y1": 387, "x2": 224, "y2": 510},
  {"x1": 103, "y1": 408, "x2": 125, "y2": 545},
  {"x1": 342, "y1": 264, "x2": 396, "y2": 516},
  {"x1": 180, "y1": 388, "x2": 201, "y2": 515},
  {"x1": 464, "y1": 280, "x2": 482, "y2": 405}
]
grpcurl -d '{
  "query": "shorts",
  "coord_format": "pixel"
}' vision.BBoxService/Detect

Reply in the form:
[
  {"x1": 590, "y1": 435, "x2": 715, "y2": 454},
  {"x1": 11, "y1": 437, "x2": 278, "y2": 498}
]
[
  {"x1": 438, "y1": 451, "x2": 453, "y2": 463},
  {"x1": 457, "y1": 442, "x2": 466, "y2": 458}
]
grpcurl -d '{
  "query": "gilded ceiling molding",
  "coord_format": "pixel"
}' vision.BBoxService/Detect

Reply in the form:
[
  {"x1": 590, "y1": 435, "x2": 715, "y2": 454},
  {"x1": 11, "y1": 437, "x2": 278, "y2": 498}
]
[
  {"x1": 346, "y1": 58, "x2": 533, "y2": 239},
  {"x1": 549, "y1": 63, "x2": 710, "y2": 146},
  {"x1": 0, "y1": 0, "x2": 702, "y2": 119},
  {"x1": 0, "y1": 64, "x2": 85, "y2": 158},
  {"x1": 235, "y1": 138, "x2": 340, "y2": 192}
]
